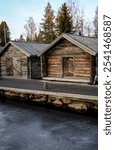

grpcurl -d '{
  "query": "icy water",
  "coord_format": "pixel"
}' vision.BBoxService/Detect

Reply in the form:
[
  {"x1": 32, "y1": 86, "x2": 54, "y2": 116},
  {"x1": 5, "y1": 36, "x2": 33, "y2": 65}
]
[{"x1": 0, "y1": 100, "x2": 98, "y2": 150}]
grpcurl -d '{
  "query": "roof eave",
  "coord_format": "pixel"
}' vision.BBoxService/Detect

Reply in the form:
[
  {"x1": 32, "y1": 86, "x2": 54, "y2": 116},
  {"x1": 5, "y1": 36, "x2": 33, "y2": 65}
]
[
  {"x1": 39, "y1": 35, "x2": 63, "y2": 56},
  {"x1": 0, "y1": 41, "x2": 31, "y2": 57},
  {"x1": 40, "y1": 33, "x2": 97, "y2": 56},
  {"x1": 10, "y1": 42, "x2": 31, "y2": 57},
  {"x1": 63, "y1": 34, "x2": 97, "y2": 56}
]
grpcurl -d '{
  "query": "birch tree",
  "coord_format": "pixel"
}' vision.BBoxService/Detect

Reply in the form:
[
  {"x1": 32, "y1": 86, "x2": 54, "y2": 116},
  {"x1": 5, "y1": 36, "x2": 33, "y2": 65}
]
[
  {"x1": 67, "y1": 0, "x2": 84, "y2": 35},
  {"x1": 24, "y1": 17, "x2": 37, "y2": 42},
  {"x1": 93, "y1": 6, "x2": 98, "y2": 37}
]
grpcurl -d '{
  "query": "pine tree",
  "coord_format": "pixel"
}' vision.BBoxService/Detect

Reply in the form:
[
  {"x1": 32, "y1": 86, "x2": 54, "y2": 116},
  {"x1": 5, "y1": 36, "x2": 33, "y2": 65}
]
[
  {"x1": 40, "y1": 2, "x2": 56, "y2": 43},
  {"x1": 93, "y1": 6, "x2": 98, "y2": 38},
  {"x1": 0, "y1": 21, "x2": 10, "y2": 46},
  {"x1": 56, "y1": 2, "x2": 73, "y2": 35}
]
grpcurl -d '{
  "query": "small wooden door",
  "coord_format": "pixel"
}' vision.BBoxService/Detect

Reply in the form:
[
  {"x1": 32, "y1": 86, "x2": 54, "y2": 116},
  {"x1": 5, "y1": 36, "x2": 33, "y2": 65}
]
[
  {"x1": 13, "y1": 58, "x2": 22, "y2": 77},
  {"x1": 62, "y1": 57, "x2": 74, "y2": 77},
  {"x1": 6, "y1": 58, "x2": 13, "y2": 76}
]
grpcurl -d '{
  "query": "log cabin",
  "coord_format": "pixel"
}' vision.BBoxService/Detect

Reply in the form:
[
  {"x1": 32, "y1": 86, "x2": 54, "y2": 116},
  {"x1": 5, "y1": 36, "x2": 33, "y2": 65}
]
[
  {"x1": 0, "y1": 46, "x2": 4, "y2": 76},
  {"x1": 0, "y1": 41, "x2": 49, "y2": 79},
  {"x1": 41, "y1": 33, "x2": 98, "y2": 84}
]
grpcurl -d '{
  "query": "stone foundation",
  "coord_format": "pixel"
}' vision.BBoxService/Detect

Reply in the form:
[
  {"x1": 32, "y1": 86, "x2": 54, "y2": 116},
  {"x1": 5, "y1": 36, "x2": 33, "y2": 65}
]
[{"x1": 0, "y1": 89, "x2": 98, "y2": 114}]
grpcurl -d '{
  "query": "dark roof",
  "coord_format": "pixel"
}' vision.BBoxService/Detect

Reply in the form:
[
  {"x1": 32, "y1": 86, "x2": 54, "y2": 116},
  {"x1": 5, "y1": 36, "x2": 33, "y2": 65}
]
[
  {"x1": 0, "y1": 41, "x2": 49, "y2": 57},
  {"x1": 42, "y1": 33, "x2": 98, "y2": 56},
  {"x1": 67, "y1": 34, "x2": 98, "y2": 53}
]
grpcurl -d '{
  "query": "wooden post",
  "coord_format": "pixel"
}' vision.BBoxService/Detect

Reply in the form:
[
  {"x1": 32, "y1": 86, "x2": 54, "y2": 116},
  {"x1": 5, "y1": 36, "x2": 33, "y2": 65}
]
[
  {"x1": 90, "y1": 56, "x2": 97, "y2": 84},
  {"x1": 27, "y1": 57, "x2": 31, "y2": 79},
  {"x1": 93, "y1": 55, "x2": 98, "y2": 84},
  {"x1": 40, "y1": 56, "x2": 43, "y2": 78},
  {"x1": 43, "y1": 82, "x2": 48, "y2": 90}
]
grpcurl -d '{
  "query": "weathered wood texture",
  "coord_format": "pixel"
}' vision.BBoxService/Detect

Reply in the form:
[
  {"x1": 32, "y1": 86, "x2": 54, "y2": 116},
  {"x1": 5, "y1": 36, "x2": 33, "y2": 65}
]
[
  {"x1": 0, "y1": 45, "x2": 28, "y2": 79},
  {"x1": 43, "y1": 39, "x2": 96, "y2": 82},
  {"x1": 0, "y1": 45, "x2": 41, "y2": 79}
]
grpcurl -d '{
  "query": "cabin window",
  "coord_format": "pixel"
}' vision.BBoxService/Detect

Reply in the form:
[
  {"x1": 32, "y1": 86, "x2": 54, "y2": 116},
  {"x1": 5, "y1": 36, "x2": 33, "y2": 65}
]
[{"x1": 62, "y1": 57, "x2": 75, "y2": 77}]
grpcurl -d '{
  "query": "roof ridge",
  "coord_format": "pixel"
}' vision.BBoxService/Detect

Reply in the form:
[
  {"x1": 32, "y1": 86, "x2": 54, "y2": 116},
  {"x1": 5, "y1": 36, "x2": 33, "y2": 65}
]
[
  {"x1": 11, "y1": 40, "x2": 48, "y2": 44},
  {"x1": 65, "y1": 33, "x2": 97, "y2": 39}
]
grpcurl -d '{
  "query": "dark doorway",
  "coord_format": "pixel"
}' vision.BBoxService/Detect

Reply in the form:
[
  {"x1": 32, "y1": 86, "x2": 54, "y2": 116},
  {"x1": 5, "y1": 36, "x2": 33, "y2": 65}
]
[{"x1": 31, "y1": 57, "x2": 41, "y2": 79}]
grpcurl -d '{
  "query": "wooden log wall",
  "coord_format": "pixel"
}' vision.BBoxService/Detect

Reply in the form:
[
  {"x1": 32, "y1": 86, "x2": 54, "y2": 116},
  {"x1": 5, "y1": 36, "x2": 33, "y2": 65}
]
[
  {"x1": 44, "y1": 39, "x2": 93, "y2": 81},
  {"x1": 0, "y1": 45, "x2": 28, "y2": 79}
]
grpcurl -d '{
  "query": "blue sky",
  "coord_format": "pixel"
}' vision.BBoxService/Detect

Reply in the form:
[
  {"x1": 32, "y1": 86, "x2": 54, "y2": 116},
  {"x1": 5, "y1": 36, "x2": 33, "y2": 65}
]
[{"x1": 0, "y1": 0, "x2": 98, "y2": 39}]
